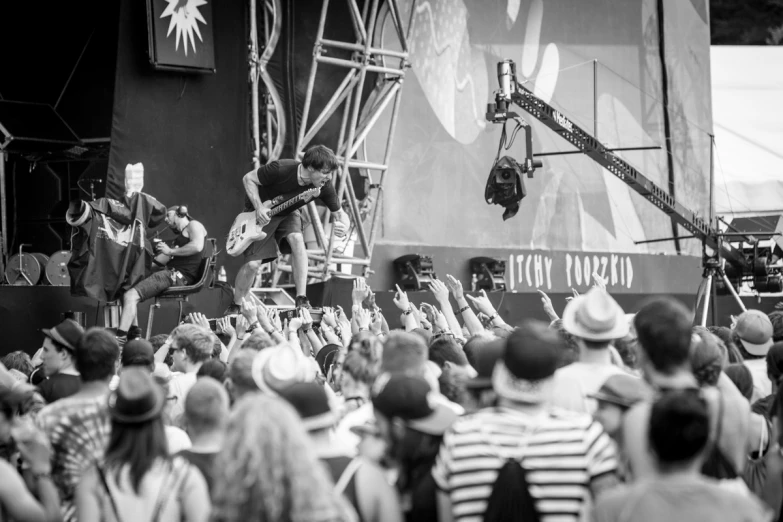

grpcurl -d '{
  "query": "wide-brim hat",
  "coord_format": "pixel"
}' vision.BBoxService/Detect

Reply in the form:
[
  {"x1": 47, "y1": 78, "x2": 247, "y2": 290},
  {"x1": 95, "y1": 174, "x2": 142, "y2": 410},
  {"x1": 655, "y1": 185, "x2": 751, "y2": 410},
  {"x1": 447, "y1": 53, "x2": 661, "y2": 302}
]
[
  {"x1": 735, "y1": 310, "x2": 774, "y2": 357},
  {"x1": 492, "y1": 361, "x2": 554, "y2": 403},
  {"x1": 41, "y1": 318, "x2": 84, "y2": 352},
  {"x1": 562, "y1": 288, "x2": 629, "y2": 341},
  {"x1": 278, "y1": 382, "x2": 337, "y2": 432},
  {"x1": 251, "y1": 346, "x2": 306, "y2": 396},
  {"x1": 108, "y1": 368, "x2": 165, "y2": 424}
]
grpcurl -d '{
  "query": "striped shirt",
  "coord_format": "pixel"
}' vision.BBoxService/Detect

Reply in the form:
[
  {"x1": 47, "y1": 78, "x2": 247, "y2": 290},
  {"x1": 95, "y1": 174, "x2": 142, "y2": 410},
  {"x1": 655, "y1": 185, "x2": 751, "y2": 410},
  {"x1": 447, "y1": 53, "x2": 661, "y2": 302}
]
[{"x1": 432, "y1": 406, "x2": 618, "y2": 522}]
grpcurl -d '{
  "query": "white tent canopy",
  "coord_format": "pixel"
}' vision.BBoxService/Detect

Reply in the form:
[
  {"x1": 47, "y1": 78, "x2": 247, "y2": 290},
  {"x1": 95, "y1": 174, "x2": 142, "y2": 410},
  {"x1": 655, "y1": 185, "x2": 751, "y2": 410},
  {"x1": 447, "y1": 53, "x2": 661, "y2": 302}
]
[{"x1": 711, "y1": 46, "x2": 783, "y2": 218}]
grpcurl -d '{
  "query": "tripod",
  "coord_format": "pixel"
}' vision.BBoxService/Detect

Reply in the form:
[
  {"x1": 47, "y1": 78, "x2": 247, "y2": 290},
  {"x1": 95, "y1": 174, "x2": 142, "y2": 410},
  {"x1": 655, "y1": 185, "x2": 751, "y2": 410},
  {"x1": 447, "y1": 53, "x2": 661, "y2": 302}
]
[{"x1": 694, "y1": 257, "x2": 746, "y2": 327}]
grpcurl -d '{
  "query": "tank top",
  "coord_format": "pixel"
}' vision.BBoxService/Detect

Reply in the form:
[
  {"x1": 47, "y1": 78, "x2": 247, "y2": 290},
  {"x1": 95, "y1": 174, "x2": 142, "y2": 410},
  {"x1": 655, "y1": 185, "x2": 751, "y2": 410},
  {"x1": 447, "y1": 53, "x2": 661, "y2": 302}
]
[
  {"x1": 322, "y1": 456, "x2": 365, "y2": 522},
  {"x1": 167, "y1": 232, "x2": 204, "y2": 283}
]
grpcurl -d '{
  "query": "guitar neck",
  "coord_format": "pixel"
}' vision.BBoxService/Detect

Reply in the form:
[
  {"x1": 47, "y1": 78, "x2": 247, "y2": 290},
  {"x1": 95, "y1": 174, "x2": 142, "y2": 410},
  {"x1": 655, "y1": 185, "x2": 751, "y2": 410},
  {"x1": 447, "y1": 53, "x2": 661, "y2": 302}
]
[{"x1": 268, "y1": 191, "x2": 314, "y2": 217}]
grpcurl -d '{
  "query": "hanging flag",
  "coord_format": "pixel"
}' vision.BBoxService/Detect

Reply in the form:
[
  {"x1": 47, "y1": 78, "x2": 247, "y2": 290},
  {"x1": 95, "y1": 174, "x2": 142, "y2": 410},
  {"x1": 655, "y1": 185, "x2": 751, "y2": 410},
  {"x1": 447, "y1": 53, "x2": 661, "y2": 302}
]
[{"x1": 146, "y1": 0, "x2": 216, "y2": 73}]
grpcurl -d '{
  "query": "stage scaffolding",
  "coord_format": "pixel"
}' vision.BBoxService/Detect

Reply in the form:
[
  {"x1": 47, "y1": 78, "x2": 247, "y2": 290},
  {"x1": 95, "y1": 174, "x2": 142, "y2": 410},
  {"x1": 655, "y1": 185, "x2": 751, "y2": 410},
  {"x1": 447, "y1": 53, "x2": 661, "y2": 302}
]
[{"x1": 250, "y1": 0, "x2": 413, "y2": 285}]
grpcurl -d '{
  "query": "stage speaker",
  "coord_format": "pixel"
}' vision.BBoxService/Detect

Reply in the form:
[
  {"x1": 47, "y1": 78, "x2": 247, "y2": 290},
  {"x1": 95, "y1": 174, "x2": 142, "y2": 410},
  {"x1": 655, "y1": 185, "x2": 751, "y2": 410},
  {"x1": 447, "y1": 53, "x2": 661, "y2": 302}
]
[{"x1": 0, "y1": 101, "x2": 81, "y2": 154}]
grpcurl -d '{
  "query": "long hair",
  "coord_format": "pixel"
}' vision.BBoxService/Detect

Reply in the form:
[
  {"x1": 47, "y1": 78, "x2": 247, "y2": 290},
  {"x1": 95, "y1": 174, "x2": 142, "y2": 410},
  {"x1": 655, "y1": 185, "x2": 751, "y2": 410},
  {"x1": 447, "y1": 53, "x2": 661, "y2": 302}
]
[
  {"x1": 390, "y1": 425, "x2": 443, "y2": 495},
  {"x1": 104, "y1": 417, "x2": 169, "y2": 494},
  {"x1": 211, "y1": 394, "x2": 353, "y2": 522}
]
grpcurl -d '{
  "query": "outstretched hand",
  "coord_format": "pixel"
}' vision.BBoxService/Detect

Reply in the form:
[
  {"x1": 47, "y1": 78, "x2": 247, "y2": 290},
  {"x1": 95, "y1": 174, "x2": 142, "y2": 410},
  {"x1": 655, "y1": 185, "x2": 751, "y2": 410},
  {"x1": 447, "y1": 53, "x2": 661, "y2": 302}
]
[
  {"x1": 465, "y1": 289, "x2": 497, "y2": 317},
  {"x1": 445, "y1": 274, "x2": 464, "y2": 300},
  {"x1": 537, "y1": 289, "x2": 559, "y2": 321},
  {"x1": 393, "y1": 284, "x2": 410, "y2": 312},
  {"x1": 428, "y1": 279, "x2": 450, "y2": 305}
]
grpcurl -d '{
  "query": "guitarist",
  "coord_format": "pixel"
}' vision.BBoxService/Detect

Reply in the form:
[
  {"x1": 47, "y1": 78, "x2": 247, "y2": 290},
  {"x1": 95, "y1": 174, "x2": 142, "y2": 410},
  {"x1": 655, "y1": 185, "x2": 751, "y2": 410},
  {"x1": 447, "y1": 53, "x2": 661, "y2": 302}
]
[{"x1": 225, "y1": 144, "x2": 348, "y2": 314}]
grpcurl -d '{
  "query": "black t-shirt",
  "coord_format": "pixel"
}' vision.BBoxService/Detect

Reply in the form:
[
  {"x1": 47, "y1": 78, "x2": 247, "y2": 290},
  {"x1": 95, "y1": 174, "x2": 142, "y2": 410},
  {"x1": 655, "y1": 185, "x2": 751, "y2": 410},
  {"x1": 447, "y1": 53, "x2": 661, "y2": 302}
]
[
  {"x1": 36, "y1": 373, "x2": 81, "y2": 404},
  {"x1": 177, "y1": 449, "x2": 218, "y2": 494},
  {"x1": 245, "y1": 159, "x2": 341, "y2": 216}
]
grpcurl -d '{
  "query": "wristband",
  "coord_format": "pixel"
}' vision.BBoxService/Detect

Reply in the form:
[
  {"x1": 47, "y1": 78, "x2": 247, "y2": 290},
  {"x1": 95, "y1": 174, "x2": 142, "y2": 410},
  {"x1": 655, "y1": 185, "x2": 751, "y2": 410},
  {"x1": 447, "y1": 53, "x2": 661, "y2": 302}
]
[
  {"x1": 246, "y1": 322, "x2": 260, "y2": 333},
  {"x1": 488, "y1": 313, "x2": 500, "y2": 323},
  {"x1": 456, "y1": 305, "x2": 470, "y2": 314},
  {"x1": 403, "y1": 306, "x2": 413, "y2": 316},
  {"x1": 359, "y1": 327, "x2": 369, "y2": 331}
]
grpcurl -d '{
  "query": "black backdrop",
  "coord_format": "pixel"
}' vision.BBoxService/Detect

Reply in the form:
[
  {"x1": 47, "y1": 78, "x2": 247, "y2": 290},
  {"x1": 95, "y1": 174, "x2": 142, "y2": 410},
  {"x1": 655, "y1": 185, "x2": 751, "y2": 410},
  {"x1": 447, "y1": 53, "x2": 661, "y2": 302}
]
[{"x1": 106, "y1": 0, "x2": 252, "y2": 278}]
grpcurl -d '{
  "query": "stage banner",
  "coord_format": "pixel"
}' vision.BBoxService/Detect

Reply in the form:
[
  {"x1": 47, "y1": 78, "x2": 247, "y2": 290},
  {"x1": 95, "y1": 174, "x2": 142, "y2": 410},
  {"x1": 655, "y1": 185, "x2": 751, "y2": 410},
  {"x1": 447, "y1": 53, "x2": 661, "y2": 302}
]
[{"x1": 146, "y1": 0, "x2": 216, "y2": 72}]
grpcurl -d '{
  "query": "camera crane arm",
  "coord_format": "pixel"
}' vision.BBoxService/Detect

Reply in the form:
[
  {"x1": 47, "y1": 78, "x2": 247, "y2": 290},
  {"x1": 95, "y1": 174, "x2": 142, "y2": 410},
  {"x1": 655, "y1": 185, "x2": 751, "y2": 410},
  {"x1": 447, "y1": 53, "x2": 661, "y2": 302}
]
[{"x1": 486, "y1": 60, "x2": 747, "y2": 271}]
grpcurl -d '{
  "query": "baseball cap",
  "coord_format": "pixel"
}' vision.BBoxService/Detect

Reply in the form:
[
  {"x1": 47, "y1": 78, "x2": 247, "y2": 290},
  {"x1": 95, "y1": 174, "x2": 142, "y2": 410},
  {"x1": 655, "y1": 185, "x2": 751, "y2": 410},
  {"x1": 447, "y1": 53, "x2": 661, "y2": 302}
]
[
  {"x1": 121, "y1": 339, "x2": 155, "y2": 368},
  {"x1": 734, "y1": 310, "x2": 774, "y2": 357},
  {"x1": 371, "y1": 373, "x2": 463, "y2": 435},
  {"x1": 41, "y1": 318, "x2": 84, "y2": 352},
  {"x1": 464, "y1": 336, "x2": 504, "y2": 389},
  {"x1": 589, "y1": 373, "x2": 652, "y2": 409}
]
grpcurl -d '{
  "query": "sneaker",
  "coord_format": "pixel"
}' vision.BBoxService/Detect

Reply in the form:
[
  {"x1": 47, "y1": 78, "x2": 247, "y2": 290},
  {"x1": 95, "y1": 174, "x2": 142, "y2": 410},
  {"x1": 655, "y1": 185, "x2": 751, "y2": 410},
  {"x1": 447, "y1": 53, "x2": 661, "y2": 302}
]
[
  {"x1": 223, "y1": 302, "x2": 242, "y2": 316},
  {"x1": 295, "y1": 295, "x2": 311, "y2": 309}
]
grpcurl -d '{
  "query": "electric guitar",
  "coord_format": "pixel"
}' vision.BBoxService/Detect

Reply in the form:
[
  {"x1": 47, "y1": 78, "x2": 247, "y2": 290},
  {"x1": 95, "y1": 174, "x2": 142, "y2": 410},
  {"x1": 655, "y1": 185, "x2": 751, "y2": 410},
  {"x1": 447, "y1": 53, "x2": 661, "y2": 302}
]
[{"x1": 226, "y1": 187, "x2": 320, "y2": 257}]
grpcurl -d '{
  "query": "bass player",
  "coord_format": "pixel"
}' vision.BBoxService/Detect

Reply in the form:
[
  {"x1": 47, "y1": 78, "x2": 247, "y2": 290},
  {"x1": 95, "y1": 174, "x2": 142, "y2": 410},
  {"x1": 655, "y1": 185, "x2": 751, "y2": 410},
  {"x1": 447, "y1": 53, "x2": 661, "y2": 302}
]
[{"x1": 225, "y1": 144, "x2": 349, "y2": 314}]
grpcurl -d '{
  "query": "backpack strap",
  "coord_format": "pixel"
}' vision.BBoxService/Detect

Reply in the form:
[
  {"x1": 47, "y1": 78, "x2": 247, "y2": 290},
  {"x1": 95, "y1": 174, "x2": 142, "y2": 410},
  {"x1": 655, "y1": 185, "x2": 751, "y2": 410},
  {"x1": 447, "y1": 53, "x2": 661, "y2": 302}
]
[
  {"x1": 149, "y1": 460, "x2": 188, "y2": 522},
  {"x1": 334, "y1": 458, "x2": 363, "y2": 495}
]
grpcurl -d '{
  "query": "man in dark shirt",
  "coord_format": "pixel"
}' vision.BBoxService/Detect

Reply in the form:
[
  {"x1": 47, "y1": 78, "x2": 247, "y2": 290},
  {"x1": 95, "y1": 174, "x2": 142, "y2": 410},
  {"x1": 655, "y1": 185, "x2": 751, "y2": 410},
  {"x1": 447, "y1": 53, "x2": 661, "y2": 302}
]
[
  {"x1": 117, "y1": 205, "x2": 207, "y2": 344},
  {"x1": 37, "y1": 319, "x2": 84, "y2": 403},
  {"x1": 226, "y1": 144, "x2": 348, "y2": 312}
]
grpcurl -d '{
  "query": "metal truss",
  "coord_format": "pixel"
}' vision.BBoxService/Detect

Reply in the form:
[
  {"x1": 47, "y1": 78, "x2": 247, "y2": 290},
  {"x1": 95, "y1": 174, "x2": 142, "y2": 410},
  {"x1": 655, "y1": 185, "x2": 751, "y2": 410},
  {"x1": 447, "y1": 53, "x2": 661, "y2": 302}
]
[{"x1": 279, "y1": 0, "x2": 413, "y2": 282}]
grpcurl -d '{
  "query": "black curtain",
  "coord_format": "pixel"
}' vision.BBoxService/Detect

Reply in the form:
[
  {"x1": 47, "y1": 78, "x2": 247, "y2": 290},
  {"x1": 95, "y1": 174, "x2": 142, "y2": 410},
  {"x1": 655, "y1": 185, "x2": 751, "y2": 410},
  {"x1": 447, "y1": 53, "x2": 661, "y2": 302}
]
[{"x1": 108, "y1": 0, "x2": 252, "y2": 278}]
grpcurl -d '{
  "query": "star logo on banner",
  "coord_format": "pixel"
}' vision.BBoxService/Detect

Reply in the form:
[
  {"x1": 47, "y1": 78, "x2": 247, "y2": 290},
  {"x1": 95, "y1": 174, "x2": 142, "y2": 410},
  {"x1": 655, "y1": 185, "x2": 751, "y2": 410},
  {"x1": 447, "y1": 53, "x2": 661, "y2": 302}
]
[{"x1": 160, "y1": 0, "x2": 208, "y2": 56}]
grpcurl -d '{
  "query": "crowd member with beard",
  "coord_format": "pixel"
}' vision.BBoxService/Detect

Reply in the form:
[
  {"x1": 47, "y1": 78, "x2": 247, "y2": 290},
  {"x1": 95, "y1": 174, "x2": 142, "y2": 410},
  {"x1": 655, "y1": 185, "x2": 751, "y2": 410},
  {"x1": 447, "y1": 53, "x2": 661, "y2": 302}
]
[
  {"x1": 279, "y1": 382, "x2": 402, "y2": 522},
  {"x1": 372, "y1": 373, "x2": 463, "y2": 522}
]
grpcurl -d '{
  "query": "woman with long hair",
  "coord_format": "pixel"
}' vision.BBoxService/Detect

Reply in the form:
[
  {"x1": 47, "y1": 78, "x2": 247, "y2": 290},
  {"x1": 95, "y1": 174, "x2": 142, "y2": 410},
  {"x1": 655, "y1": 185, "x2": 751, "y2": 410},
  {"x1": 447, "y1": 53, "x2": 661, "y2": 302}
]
[
  {"x1": 76, "y1": 368, "x2": 209, "y2": 521},
  {"x1": 211, "y1": 393, "x2": 357, "y2": 522}
]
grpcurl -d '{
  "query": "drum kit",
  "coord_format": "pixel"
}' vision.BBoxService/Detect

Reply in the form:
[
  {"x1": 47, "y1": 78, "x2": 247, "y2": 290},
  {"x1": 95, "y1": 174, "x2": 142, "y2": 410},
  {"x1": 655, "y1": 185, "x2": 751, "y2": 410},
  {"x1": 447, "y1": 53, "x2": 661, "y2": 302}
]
[{"x1": 3, "y1": 245, "x2": 71, "y2": 286}]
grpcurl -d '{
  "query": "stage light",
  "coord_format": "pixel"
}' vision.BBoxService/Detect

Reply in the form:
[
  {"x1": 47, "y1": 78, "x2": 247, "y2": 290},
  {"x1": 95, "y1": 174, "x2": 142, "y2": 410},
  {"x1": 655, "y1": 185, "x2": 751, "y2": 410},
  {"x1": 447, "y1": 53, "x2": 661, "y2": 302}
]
[
  {"x1": 470, "y1": 256, "x2": 507, "y2": 292},
  {"x1": 393, "y1": 254, "x2": 436, "y2": 291}
]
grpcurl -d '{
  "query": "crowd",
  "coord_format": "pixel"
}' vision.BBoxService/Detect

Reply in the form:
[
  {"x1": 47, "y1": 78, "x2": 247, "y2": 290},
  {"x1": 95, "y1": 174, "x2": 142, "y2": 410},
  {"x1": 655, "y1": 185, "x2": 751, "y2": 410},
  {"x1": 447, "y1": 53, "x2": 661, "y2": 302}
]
[{"x1": 2, "y1": 272, "x2": 783, "y2": 521}]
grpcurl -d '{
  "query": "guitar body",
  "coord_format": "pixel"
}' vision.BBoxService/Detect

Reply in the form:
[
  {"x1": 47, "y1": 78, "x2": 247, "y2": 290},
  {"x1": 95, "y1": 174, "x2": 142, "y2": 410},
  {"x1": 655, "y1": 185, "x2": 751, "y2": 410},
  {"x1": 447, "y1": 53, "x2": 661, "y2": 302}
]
[
  {"x1": 225, "y1": 187, "x2": 320, "y2": 257},
  {"x1": 226, "y1": 210, "x2": 268, "y2": 257}
]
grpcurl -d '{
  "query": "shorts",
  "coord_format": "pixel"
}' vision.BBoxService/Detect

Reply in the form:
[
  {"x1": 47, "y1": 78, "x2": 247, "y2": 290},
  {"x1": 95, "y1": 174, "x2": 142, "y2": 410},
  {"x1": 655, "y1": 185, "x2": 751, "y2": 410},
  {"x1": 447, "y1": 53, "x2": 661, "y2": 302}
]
[
  {"x1": 243, "y1": 209, "x2": 304, "y2": 264},
  {"x1": 134, "y1": 269, "x2": 189, "y2": 302}
]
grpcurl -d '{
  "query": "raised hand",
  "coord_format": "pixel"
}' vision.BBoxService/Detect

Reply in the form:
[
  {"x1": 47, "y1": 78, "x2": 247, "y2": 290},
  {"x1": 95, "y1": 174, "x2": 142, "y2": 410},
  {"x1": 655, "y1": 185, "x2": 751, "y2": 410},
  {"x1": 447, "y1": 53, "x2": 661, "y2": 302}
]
[
  {"x1": 240, "y1": 298, "x2": 258, "y2": 324},
  {"x1": 537, "y1": 289, "x2": 559, "y2": 321},
  {"x1": 192, "y1": 312, "x2": 212, "y2": 330},
  {"x1": 288, "y1": 314, "x2": 303, "y2": 332},
  {"x1": 352, "y1": 277, "x2": 370, "y2": 306},
  {"x1": 354, "y1": 306, "x2": 372, "y2": 330},
  {"x1": 217, "y1": 317, "x2": 236, "y2": 337},
  {"x1": 370, "y1": 310, "x2": 384, "y2": 334},
  {"x1": 466, "y1": 289, "x2": 498, "y2": 317},
  {"x1": 300, "y1": 308, "x2": 314, "y2": 330},
  {"x1": 565, "y1": 288, "x2": 580, "y2": 303},
  {"x1": 393, "y1": 284, "x2": 410, "y2": 311},
  {"x1": 235, "y1": 315, "x2": 249, "y2": 339},
  {"x1": 445, "y1": 274, "x2": 464, "y2": 300},
  {"x1": 428, "y1": 278, "x2": 450, "y2": 305},
  {"x1": 592, "y1": 271, "x2": 608, "y2": 291},
  {"x1": 269, "y1": 308, "x2": 282, "y2": 331},
  {"x1": 322, "y1": 306, "x2": 337, "y2": 328}
]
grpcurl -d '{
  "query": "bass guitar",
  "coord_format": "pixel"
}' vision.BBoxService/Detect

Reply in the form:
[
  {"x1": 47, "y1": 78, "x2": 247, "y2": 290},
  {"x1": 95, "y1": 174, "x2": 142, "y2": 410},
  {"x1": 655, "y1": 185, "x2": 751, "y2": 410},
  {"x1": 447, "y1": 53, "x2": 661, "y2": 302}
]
[{"x1": 226, "y1": 187, "x2": 320, "y2": 257}]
